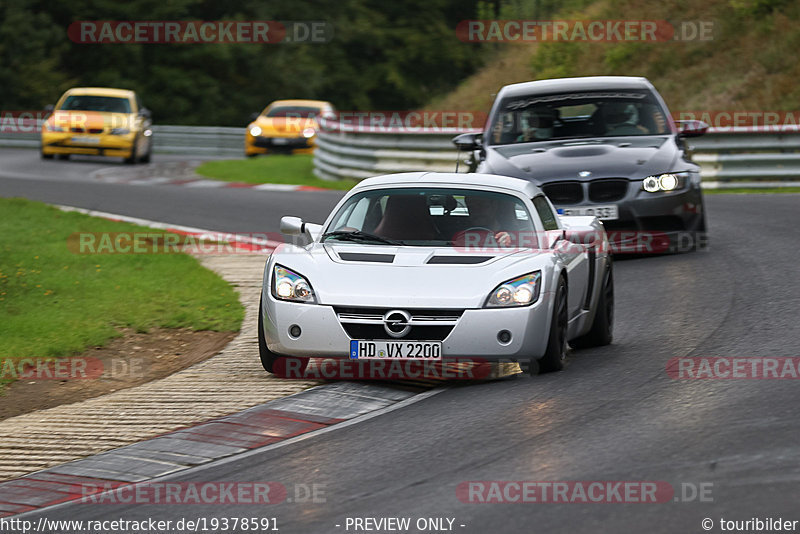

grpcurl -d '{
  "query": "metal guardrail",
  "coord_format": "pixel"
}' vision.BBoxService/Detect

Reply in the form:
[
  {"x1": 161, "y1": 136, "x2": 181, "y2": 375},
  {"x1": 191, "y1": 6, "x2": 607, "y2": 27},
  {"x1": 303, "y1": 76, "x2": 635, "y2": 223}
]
[
  {"x1": 313, "y1": 121, "x2": 800, "y2": 188},
  {"x1": 0, "y1": 123, "x2": 245, "y2": 156},
  {"x1": 3, "y1": 120, "x2": 800, "y2": 188}
]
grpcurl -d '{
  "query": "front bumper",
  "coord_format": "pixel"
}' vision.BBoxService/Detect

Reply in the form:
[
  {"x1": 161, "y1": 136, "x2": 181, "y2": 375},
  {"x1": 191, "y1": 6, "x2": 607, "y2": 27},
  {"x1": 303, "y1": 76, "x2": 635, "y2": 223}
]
[
  {"x1": 41, "y1": 132, "x2": 135, "y2": 157},
  {"x1": 554, "y1": 180, "x2": 705, "y2": 243},
  {"x1": 261, "y1": 293, "x2": 554, "y2": 362}
]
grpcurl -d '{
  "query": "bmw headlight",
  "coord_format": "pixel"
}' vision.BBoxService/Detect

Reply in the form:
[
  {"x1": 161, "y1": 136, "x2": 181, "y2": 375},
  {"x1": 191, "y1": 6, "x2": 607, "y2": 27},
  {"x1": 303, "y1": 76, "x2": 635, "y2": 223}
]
[
  {"x1": 302, "y1": 126, "x2": 316, "y2": 138},
  {"x1": 642, "y1": 172, "x2": 688, "y2": 193},
  {"x1": 110, "y1": 128, "x2": 130, "y2": 135},
  {"x1": 485, "y1": 271, "x2": 541, "y2": 308},
  {"x1": 250, "y1": 125, "x2": 262, "y2": 137},
  {"x1": 272, "y1": 265, "x2": 316, "y2": 303}
]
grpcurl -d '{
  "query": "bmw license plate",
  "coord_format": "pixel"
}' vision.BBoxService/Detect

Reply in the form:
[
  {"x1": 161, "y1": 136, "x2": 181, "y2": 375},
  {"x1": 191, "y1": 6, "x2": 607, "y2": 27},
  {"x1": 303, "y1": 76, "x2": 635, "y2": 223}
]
[
  {"x1": 71, "y1": 136, "x2": 100, "y2": 144},
  {"x1": 559, "y1": 204, "x2": 619, "y2": 220},
  {"x1": 350, "y1": 340, "x2": 442, "y2": 360}
]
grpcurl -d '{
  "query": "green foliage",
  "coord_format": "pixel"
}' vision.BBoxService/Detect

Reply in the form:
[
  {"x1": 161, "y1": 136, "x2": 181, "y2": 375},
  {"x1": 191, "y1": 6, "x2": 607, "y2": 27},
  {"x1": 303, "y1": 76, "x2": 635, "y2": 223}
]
[
  {"x1": 530, "y1": 41, "x2": 582, "y2": 79},
  {"x1": 0, "y1": 0, "x2": 485, "y2": 125}
]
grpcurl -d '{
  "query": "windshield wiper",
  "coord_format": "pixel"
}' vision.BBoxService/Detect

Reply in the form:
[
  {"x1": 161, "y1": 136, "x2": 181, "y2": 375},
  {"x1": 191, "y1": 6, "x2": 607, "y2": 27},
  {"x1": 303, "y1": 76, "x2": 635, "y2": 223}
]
[{"x1": 321, "y1": 230, "x2": 403, "y2": 245}]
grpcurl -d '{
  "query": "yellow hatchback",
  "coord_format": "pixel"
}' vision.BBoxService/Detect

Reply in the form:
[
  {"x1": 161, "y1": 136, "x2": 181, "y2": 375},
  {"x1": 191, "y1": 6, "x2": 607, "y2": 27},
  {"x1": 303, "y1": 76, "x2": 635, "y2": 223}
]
[
  {"x1": 41, "y1": 87, "x2": 153, "y2": 164},
  {"x1": 245, "y1": 99, "x2": 334, "y2": 157}
]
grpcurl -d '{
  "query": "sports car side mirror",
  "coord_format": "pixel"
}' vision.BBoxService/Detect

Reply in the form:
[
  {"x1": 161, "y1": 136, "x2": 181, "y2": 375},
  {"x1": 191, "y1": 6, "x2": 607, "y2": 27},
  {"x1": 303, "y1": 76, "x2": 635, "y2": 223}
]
[
  {"x1": 280, "y1": 216, "x2": 304, "y2": 236},
  {"x1": 676, "y1": 119, "x2": 708, "y2": 138},
  {"x1": 139, "y1": 108, "x2": 152, "y2": 119},
  {"x1": 452, "y1": 132, "x2": 482, "y2": 151},
  {"x1": 280, "y1": 217, "x2": 322, "y2": 244},
  {"x1": 545, "y1": 229, "x2": 566, "y2": 248},
  {"x1": 249, "y1": 112, "x2": 260, "y2": 123}
]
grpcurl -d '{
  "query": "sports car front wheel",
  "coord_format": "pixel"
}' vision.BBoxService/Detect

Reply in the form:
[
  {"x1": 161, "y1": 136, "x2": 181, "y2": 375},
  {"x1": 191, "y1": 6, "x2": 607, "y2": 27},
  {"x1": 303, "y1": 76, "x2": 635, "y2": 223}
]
[
  {"x1": 570, "y1": 264, "x2": 614, "y2": 349},
  {"x1": 258, "y1": 298, "x2": 309, "y2": 376},
  {"x1": 537, "y1": 277, "x2": 568, "y2": 373}
]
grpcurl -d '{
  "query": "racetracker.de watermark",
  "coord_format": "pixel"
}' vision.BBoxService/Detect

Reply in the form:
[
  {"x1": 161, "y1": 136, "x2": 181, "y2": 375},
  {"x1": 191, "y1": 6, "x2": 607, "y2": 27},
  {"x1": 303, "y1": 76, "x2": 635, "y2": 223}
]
[
  {"x1": 78, "y1": 482, "x2": 287, "y2": 504},
  {"x1": 667, "y1": 357, "x2": 800, "y2": 379},
  {"x1": 456, "y1": 20, "x2": 714, "y2": 42},
  {"x1": 273, "y1": 358, "x2": 493, "y2": 380},
  {"x1": 0, "y1": 357, "x2": 146, "y2": 380},
  {"x1": 457, "y1": 481, "x2": 713, "y2": 503},
  {"x1": 320, "y1": 111, "x2": 488, "y2": 133},
  {"x1": 674, "y1": 111, "x2": 800, "y2": 132},
  {"x1": 67, "y1": 232, "x2": 280, "y2": 255},
  {"x1": 67, "y1": 20, "x2": 332, "y2": 44}
]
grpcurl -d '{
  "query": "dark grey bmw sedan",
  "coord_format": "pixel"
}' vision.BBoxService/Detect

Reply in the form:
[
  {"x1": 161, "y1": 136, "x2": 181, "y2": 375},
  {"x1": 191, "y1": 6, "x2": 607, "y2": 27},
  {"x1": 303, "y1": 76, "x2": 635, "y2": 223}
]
[{"x1": 454, "y1": 76, "x2": 709, "y2": 251}]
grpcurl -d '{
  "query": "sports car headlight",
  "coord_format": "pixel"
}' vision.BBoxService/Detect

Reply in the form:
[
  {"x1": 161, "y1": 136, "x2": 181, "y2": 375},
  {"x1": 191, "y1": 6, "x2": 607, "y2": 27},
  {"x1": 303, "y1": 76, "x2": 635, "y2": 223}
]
[
  {"x1": 485, "y1": 271, "x2": 541, "y2": 308},
  {"x1": 271, "y1": 265, "x2": 316, "y2": 303},
  {"x1": 302, "y1": 127, "x2": 316, "y2": 138},
  {"x1": 249, "y1": 125, "x2": 262, "y2": 137},
  {"x1": 642, "y1": 172, "x2": 687, "y2": 193},
  {"x1": 110, "y1": 128, "x2": 130, "y2": 135}
]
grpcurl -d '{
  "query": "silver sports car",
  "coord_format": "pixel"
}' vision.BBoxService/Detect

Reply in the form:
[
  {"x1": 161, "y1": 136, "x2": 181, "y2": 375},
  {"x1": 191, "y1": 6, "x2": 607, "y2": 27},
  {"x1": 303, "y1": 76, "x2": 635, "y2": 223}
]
[{"x1": 258, "y1": 172, "x2": 614, "y2": 377}]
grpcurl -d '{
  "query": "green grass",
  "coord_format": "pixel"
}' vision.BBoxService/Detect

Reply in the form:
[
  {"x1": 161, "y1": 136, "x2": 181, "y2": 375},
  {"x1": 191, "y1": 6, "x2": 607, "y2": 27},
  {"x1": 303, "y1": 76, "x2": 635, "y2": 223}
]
[
  {"x1": 704, "y1": 187, "x2": 800, "y2": 194},
  {"x1": 0, "y1": 198, "x2": 244, "y2": 392},
  {"x1": 195, "y1": 154, "x2": 358, "y2": 190}
]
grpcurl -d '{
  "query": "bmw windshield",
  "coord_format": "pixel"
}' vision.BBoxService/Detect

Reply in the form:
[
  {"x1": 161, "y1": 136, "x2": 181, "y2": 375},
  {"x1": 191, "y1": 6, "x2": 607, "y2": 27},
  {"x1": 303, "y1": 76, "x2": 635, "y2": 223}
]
[{"x1": 488, "y1": 90, "x2": 671, "y2": 145}]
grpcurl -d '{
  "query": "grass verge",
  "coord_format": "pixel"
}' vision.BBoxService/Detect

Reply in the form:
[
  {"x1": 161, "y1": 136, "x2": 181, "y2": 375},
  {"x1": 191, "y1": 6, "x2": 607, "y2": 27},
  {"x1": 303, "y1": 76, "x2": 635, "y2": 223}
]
[
  {"x1": 0, "y1": 197, "x2": 244, "y2": 393},
  {"x1": 195, "y1": 154, "x2": 358, "y2": 190}
]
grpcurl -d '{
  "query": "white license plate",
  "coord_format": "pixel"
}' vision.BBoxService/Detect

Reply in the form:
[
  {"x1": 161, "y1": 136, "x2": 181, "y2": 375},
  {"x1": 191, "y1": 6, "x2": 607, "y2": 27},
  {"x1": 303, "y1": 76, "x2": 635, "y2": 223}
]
[
  {"x1": 271, "y1": 138, "x2": 289, "y2": 145},
  {"x1": 560, "y1": 205, "x2": 619, "y2": 220},
  {"x1": 71, "y1": 136, "x2": 100, "y2": 144},
  {"x1": 349, "y1": 340, "x2": 442, "y2": 360}
]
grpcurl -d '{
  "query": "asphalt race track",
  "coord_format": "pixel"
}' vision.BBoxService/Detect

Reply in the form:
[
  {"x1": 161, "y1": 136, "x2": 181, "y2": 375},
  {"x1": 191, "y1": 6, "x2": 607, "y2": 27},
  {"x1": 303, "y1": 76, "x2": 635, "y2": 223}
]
[
  {"x1": 0, "y1": 148, "x2": 345, "y2": 234},
  {"x1": 3, "y1": 148, "x2": 799, "y2": 532}
]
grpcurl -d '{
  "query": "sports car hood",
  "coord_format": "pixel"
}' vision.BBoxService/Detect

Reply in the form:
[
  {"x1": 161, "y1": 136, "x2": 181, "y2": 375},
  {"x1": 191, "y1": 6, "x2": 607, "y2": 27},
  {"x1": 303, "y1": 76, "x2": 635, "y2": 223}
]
[
  {"x1": 268, "y1": 242, "x2": 552, "y2": 308},
  {"x1": 484, "y1": 136, "x2": 680, "y2": 182}
]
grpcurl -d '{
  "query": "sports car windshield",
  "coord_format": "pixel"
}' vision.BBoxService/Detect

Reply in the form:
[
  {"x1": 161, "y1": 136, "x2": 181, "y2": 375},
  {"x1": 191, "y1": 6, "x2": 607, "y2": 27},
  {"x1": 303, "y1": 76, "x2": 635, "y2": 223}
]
[
  {"x1": 324, "y1": 187, "x2": 537, "y2": 247},
  {"x1": 60, "y1": 95, "x2": 132, "y2": 113},
  {"x1": 265, "y1": 106, "x2": 320, "y2": 118},
  {"x1": 488, "y1": 90, "x2": 670, "y2": 145}
]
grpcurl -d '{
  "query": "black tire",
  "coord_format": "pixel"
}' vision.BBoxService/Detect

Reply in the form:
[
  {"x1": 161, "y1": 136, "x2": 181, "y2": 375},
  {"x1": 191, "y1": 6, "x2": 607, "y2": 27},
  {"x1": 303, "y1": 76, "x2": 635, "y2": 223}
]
[
  {"x1": 695, "y1": 213, "x2": 708, "y2": 249},
  {"x1": 124, "y1": 143, "x2": 138, "y2": 164},
  {"x1": 538, "y1": 276, "x2": 569, "y2": 373},
  {"x1": 140, "y1": 145, "x2": 151, "y2": 164},
  {"x1": 258, "y1": 299, "x2": 308, "y2": 376},
  {"x1": 570, "y1": 264, "x2": 614, "y2": 349},
  {"x1": 57, "y1": 154, "x2": 69, "y2": 160},
  {"x1": 41, "y1": 151, "x2": 54, "y2": 159}
]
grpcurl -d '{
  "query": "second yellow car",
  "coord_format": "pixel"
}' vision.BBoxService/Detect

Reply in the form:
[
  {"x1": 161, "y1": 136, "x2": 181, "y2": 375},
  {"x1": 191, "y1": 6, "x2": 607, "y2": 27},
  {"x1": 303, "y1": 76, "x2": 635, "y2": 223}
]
[{"x1": 245, "y1": 99, "x2": 334, "y2": 157}]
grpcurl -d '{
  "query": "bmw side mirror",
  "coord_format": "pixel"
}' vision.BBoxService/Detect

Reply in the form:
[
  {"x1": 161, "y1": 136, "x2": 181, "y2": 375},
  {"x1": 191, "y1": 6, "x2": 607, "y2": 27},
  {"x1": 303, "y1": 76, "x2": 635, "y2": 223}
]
[
  {"x1": 676, "y1": 119, "x2": 708, "y2": 138},
  {"x1": 249, "y1": 112, "x2": 260, "y2": 123},
  {"x1": 452, "y1": 132, "x2": 482, "y2": 151},
  {"x1": 139, "y1": 108, "x2": 152, "y2": 119},
  {"x1": 43, "y1": 104, "x2": 54, "y2": 118}
]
